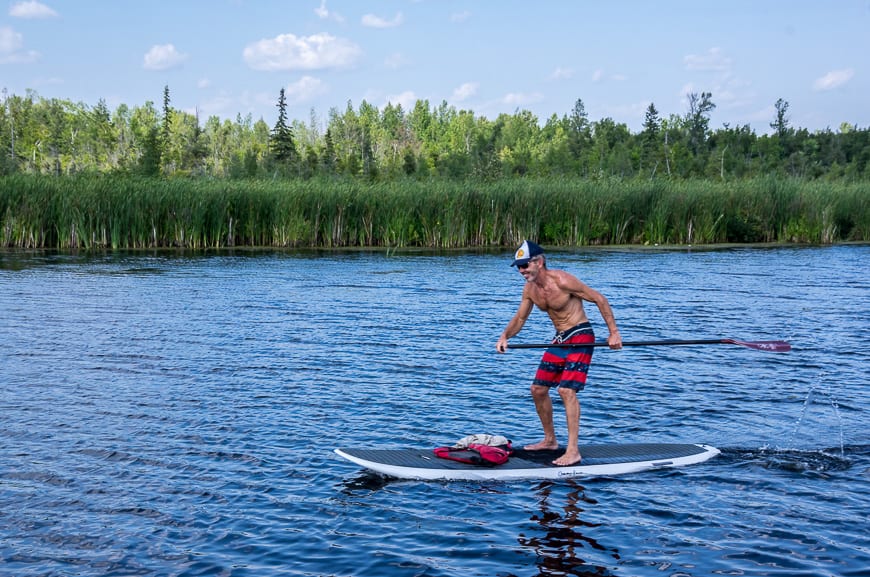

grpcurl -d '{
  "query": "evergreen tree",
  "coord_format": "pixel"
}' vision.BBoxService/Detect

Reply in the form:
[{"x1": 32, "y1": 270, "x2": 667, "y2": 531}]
[
  {"x1": 45, "y1": 98, "x2": 69, "y2": 175},
  {"x1": 771, "y1": 98, "x2": 792, "y2": 161},
  {"x1": 139, "y1": 126, "x2": 161, "y2": 176},
  {"x1": 270, "y1": 88, "x2": 296, "y2": 171},
  {"x1": 184, "y1": 109, "x2": 208, "y2": 174},
  {"x1": 322, "y1": 128, "x2": 336, "y2": 174},
  {"x1": 161, "y1": 85, "x2": 172, "y2": 172},
  {"x1": 0, "y1": 88, "x2": 13, "y2": 172},
  {"x1": 402, "y1": 147, "x2": 417, "y2": 175},
  {"x1": 567, "y1": 98, "x2": 592, "y2": 168},
  {"x1": 641, "y1": 102, "x2": 661, "y2": 175},
  {"x1": 90, "y1": 98, "x2": 115, "y2": 169}
]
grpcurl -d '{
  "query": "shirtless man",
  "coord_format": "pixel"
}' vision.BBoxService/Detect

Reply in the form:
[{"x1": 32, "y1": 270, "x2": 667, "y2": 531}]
[{"x1": 496, "y1": 240, "x2": 622, "y2": 466}]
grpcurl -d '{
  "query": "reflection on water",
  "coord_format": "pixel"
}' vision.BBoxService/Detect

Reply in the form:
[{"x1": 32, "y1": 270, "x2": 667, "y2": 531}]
[
  {"x1": 338, "y1": 471, "x2": 399, "y2": 493},
  {"x1": 519, "y1": 482, "x2": 619, "y2": 577}
]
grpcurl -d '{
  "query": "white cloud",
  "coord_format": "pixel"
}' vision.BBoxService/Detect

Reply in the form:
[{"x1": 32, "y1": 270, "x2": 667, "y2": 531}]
[
  {"x1": 361, "y1": 12, "x2": 403, "y2": 28},
  {"x1": 285, "y1": 76, "x2": 327, "y2": 103},
  {"x1": 714, "y1": 76, "x2": 754, "y2": 109},
  {"x1": 600, "y1": 101, "x2": 650, "y2": 124},
  {"x1": 679, "y1": 83, "x2": 696, "y2": 104},
  {"x1": 239, "y1": 90, "x2": 276, "y2": 115},
  {"x1": 684, "y1": 47, "x2": 732, "y2": 72},
  {"x1": 314, "y1": 0, "x2": 329, "y2": 19},
  {"x1": 9, "y1": 1, "x2": 58, "y2": 18},
  {"x1": 550, "y1": 66, "x2": 574, "y2": 80},
  {"x1": 384, "y1": 52, "x2": 408, "y2": 69},
  {"x1": 198, "y1": 92, "x2": 237, "y2": 118},
  {"x1": 143, "y1": 44, "x2": 188, "y2": 70},
  {"x1": 0, "y1": 25, "x2": 39, "y2": 63},
  {"x1": 747, "y1": 104, "x2": 776, "y2": 125},
  {"x1": 197, "y1": 78, "x2": 211, "y2": 89},
  {"x1": 452, "y1": 82, "x2": 478, "y2": 102},
  {"x1": 451, "y1": 11, "x2": 471, "y2": 23},
  {"x1": 0, "y1": 26, "x2": 24, "y2": 53},
  {"x1": 680, "y1": 52, "x2": 755, "y2": 114},
  {"x1": 243, "y1": 33, "x2": 360, "y2": 71},
  {"x1": 813, "y1": 68, "x2": 854, "y2": 91},
  {"x1": 502, "y1": 92, "x2": 544, "y2": 106},
  {"x1": 385, "y1": 90, "x2": 416, "y2": 111},
  {"x1": 314, "y1": 0, "x2": 344, "y2": 23},
  {"x1": 684, "y1": 69, "x2": 755, "y2": 112},
  {"x1": 591, "y1": 69, "x2": 627, "y2": 83}
]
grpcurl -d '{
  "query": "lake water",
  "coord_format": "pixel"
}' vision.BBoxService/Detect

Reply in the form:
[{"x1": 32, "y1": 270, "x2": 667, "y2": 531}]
[{"x1": 1, "y1": 244, "x2": 868, "y2": 577}]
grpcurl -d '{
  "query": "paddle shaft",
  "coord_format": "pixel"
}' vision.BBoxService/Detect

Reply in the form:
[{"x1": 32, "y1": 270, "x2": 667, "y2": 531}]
[{"x1": 507, "y1": 338, "x2": 791, "y2": 352}]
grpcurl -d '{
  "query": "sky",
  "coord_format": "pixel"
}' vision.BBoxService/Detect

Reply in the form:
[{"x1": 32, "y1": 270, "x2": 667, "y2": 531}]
[{"x1": 1, "y1": 0, "x2": 868, "y2": 134}]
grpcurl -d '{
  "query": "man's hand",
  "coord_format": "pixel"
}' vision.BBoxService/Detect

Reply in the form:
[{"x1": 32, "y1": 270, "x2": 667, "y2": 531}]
[{"x1": 607, "y1": 330, "x2": 622, "y2": 350}]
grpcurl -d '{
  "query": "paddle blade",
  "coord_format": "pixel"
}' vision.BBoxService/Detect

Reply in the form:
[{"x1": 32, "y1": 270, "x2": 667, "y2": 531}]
[{"x1": 723, "y1": 339, "x2": 792, "y2": 352}]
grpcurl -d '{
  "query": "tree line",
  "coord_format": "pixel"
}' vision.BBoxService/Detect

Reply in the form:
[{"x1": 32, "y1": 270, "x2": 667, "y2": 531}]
[{"x1": 1, "y1": 86, "x2": 868, "y2": 182}]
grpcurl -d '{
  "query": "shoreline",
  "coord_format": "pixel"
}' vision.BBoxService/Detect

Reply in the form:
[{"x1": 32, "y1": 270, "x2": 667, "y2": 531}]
[{"x1": 2, "y1": 240, "x2": 867, "y2": 260}]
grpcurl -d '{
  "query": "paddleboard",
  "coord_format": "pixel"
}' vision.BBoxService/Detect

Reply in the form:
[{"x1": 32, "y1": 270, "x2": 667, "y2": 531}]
[{"x1": 335, "y1": 443, "x2": 720, "y2": 481}]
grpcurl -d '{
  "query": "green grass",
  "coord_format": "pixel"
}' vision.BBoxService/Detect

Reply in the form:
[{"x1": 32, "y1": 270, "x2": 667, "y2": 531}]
[{"x1": 1, "y1": 175, "x2": 867, "y2": 249}]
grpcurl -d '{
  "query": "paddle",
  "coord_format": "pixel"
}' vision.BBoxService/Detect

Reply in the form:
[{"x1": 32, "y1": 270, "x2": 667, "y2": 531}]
[{"x1": 507, "y1": 338, "x2": 791, "y2": 352}]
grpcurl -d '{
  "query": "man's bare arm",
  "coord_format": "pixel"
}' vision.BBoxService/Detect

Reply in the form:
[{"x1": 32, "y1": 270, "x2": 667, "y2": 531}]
[
  {"x1": 557, "y1": 272, "x2": 622, "y2": 348},
  {"x1": 496, "y1": 293, "x2": 534, "y2": 352}
]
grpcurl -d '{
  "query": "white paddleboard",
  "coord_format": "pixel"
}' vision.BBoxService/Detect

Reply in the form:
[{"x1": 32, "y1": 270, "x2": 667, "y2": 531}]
[{"x1": 335, "y1": 443, "x2": 720, "y2": 481}]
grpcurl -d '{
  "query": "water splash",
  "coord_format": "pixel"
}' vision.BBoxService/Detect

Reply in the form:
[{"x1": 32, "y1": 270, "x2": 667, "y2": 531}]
[
  {"x1": 720, "y1": 446, "x2": 853, "y2": 474},
  {"x1": 786, "y1": 377, "x2": 845, "y2": 457}
]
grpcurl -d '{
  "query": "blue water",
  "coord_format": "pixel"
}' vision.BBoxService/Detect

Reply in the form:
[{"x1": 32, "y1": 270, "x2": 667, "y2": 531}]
[{"x1": 1, "y1": 245, "x2": 868, "y2": 577}]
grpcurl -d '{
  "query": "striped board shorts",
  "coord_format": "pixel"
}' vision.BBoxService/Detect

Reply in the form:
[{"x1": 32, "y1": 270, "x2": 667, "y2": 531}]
[{"x1": 532, "y1": 322, "x2": 595, "y2": 391}]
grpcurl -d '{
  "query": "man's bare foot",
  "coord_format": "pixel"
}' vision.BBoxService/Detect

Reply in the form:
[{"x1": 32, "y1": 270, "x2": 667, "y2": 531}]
[
  {"x1": 552, "y1": 451, "x2": 582, "y2": 466},
  {"x1": 524, "y1": 440, "x2": 559, "y2": 451}
]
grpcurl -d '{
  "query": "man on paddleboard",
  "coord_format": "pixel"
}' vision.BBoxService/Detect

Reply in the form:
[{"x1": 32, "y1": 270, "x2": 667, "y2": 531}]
[{"x1": 496, "y1": 240, "x2": 622, "y2": 466}]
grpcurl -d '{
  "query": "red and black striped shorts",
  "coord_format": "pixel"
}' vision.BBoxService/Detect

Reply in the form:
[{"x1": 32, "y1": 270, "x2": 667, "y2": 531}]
[{"x1": 533, "y1": 322, "x2": 594, "y2": 391}]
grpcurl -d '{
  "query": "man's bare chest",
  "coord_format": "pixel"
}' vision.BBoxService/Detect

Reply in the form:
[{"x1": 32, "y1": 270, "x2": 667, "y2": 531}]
[{"x1": 529, "y1": 285, "x2": 573, "y2": 312}]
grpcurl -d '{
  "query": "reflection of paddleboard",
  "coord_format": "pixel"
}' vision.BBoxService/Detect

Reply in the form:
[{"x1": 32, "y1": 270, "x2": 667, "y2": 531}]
[{"x1": 335, "y1": 443, "x2": 720, "y2": 481}]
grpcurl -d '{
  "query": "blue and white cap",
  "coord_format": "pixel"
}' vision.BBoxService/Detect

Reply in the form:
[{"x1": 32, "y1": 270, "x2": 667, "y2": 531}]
[{"x1": 510, "y1": 240, "x2": 544, "y2": 267}]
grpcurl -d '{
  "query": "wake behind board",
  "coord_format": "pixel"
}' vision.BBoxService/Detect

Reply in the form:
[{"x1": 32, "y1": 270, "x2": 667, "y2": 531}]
[{"x1": 335, "y1": 443, "x2": 720, "y2": 481}]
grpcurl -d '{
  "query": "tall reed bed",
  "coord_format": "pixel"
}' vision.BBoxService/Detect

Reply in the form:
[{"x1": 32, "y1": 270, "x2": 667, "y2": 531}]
[{"x1": 0, "y1": 175, "x2": 866, "y2": 249}]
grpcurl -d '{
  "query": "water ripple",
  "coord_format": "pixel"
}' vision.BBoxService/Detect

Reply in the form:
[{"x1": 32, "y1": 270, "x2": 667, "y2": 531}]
[{"x1": 1, "y1": 245, "x2": 868, "y2": 576}]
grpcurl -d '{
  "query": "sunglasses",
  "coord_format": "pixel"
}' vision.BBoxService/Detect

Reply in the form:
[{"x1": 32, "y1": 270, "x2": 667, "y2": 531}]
[{"x1": 517, "y1": 259, "x2": 536, "y2": 270}]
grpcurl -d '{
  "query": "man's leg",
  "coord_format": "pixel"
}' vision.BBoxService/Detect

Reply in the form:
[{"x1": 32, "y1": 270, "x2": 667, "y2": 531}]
[
  {"x1": 524, "y1": 384, "x2": 559, "y2": 450},
  {"x1": 550, "y1": 341, "x2": 592, "y2": 465},
  {"x1": 553, "y1": 387, "x2": 581, "y2": 466}
]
